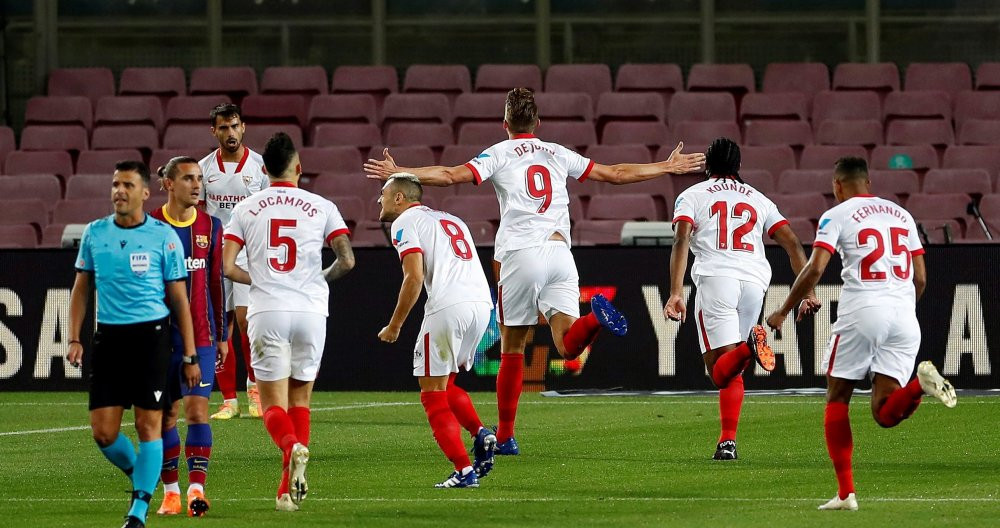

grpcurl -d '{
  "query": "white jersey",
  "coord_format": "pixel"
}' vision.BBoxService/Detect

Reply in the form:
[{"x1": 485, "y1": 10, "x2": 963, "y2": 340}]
[
  {"x1": 199, "y1": 147, "x2": 269, "y2": 226},
  {"x1": 672, "y1": 178, "x2": 788, "y2": 290},
  {"x1": 391, "y1": 204, "x2": 492, "y2": 315},
  {"x1": 813, "y1": 195, "x2": 924, "y2": 315},
  {"x1": 224, "y1": 182, "x2": 350, "y2": 318},
  {"x1": 465, "y1": 133, "x2": 594, "y2": 260}
]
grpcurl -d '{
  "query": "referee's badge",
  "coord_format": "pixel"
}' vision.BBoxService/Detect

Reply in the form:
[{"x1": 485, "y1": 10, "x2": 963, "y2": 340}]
[
  {"x1": 196, "y1": 234, "x2": 209, "y2": 249},
  {"x1": 129, "y1": 252, "x2": 151, "y2": 277}
]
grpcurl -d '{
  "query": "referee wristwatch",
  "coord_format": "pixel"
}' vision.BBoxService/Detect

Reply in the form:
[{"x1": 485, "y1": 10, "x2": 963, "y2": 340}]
[{"x1": 181, "y1": 354, "x2": 199, "y2": 365}]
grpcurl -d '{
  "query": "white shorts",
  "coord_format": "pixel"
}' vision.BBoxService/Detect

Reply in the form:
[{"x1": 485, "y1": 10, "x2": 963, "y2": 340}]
[
  {"x1": 693, "y1": 276, "x2": 765, "y2": 354},
  {"x1": 823, "y1": 305, "x2": 920, "y2": 386},
  {"x1": 247, "y1": 311, "x2": 327, "y2": 382},
  {"x1": 497, "y1": 241, "x2": 580, "y2": 326},
  {"x1": 225, "y1": 277, "x2": 250, "y2": 312},
  {"x1": 414, "y1": 301, "x2": 492, "y2": 377}
]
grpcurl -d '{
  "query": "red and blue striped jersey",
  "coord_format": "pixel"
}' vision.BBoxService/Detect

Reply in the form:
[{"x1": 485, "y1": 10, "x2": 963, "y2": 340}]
[{"x1": 150, "y1": 205, "x2": 227, "y2": 347}]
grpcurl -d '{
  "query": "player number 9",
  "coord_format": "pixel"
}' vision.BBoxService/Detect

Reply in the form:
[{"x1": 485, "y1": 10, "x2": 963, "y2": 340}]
[{"x1": 525, "y1": 164, "x2": 553, "y2": 214}]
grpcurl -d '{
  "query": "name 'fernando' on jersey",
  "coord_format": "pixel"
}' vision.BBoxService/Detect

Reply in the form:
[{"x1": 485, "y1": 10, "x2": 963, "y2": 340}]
[
  {"x1": 223, "y1": 183, "x2": 350, "y2": 318},
  {"x1": 390, "y1": 205, "x2": 492, "y2": 315},
  {"x1": 464, "y1": 133, "x2": 595, "y2": 260},
  {"x1": 813, "y1": 195, "x2": 925, "y2": 315},
  {"x1": 672, "y1": 178, "x2": 788, "y2": 290}
]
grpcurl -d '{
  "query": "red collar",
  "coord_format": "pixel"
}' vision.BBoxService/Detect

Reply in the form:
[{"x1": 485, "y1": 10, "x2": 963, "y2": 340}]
[
  {"x1": 512, "y1": 133, "x2": 536, "y2": 139},
  {"x1": 270, "y1": 181, "x2": 297, "y2": 188},
  {"x1": 851, "y1": 194, "x2": 876, "y2": 198},
  {"x1": 215, "y1": 147, "x2": 251, "y2": 174}
]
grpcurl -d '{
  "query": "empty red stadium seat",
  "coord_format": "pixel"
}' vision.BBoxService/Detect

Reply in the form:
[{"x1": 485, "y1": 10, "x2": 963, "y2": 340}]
[
  {"x1": 918, "y1": 219, "x2": 965, "y2": 243},
  {"x1": 599, "y1": 179, "x2": 673, "y2": 219},
  {"x1": 743, "y1": 120, "x2": 812, "y2": 148},
  {"x1": 465, "y1": 220, "x2": 497, "y2": 246},
  {"x1": 535, "y1": 92, "x2": 593, "y2": 122},
  {"x1": 596, "y1": 93, "x2": 665, "y2": 129},
  {"x1": 601, "y1": 122, "x2": 670, "y2": 148},
  {"x1": 66, "y1": 174, "x2": 113, "y2": 200},
  {"x1": 924, "y1": 168, "x2": 992, "y2": 196},
  {"x1": 832, "y1": 63, "x2": 900, "y2": 94},
  {"x1": 958, "y1": 119, "x2": 1000, "y2": 146},
  {"x1": 324, "y1": 196, "x2": 366, "y2": 229},
  {"x1": 585, "y1": 144, "x2": 652, "y2": 165},
  {"x1": 574, "y1": 219, "x2": 626, "y2": 246},
  {"x1": 668, "y1": 92, "x2": 736, "y2": 124},
  {"x1": 243, "y1": 124, "x2": 303, "y2": 151},
  {"x1": 4, "y1": 151, "x2": 73, "y2": 178},
  {"x1": 95, "y1": 96, "x2": 164, "y2": 131},
  {"x1": 871, "y1": 144, "x2": 938, "y2": 171},
  {"x1": 331, "y1": 66, "x2": 398, "y2": 114},
  {"x1": 883, "y1": 90, "x2": 952, "y2": 126},
  {"x1": 673, "y1": 121, "x2": 741, "y2": 146},
  {"x1": 261, "y1": 66, "x2": 328, "y2": 97},
  {"x1": 306, "y1": 94, "x2": 378, "y2": 136},
  {"x1": 906, "y1": 192, "x2": 975, "y2": 231},
  {"x1": 954, "y1": 91, "x2": 1000, "y2": 126},
  {"x1": 799, "y1": 145, "x2": 867, "y2": 170},
  {"x1": 545, "y1": 64, "x2": 612, "y2": 109},
  {"x1": 457, "y1": 122, "x2": 507, "y2": 146},
  {"x1": 381, "y1": 93, "x2": 451, "y2": 126},
  {"x1": 762, "y1": 63, "x2": 830, "y2": 98},
  {"x1": 54, "y1": 199, "x2": 113, "y2": 224},
  {"x1": 371, "y1": 145, "x2": 436, "y2": 168},
  {"x1": 298, "y1": 147, "x2": 362, "y2": 177},
  {"x1": 242, "y1": 94, "x2": 307, "y2": 127},
  {"x1": 20, "y1": 125, "x2": 89, "y2": 153},
  {"x1": 783, "y1": 217, "x2": 816, "y2": 244},
  {"x1": 816, "y1": 120, "x2": 883, "y2": 147},
  {"x1": 0, "y1": 199, "x2": 48, "y2": 232},
  {"x1": 150, "y1": 149, "x2": 201, "y2": 173},
  {"x1": 739, "y1": 93, "x2": 809, "y2": 122},
  {"x1": 119, "y1": 67, "x2": 186, "y2": 101},
  {"x1": 384, "y1": 123, "x2": 453, "y2": 149},
  {"x1": 978, "y1": 193, "x2": 1000, "y2": 230},
  {"x1": 740, "y1": 169, "x2": 775, "y2": 194},
  {"x1": 885, "y1": 119, "x2": 954, "y2": 147},
  {"x1": 403, "y1": 65, "x2": 471, "y2": 96},
  {"x1": 312, "y1": 174, "x2": 382, "y2": 203},
  {"x1": 975, "y1": 63, "x2": 1000, "y2": 90},
  {"x1": 614, "y1": 64, "x2": 683, "y2": 107},
  {"x1": 812, "y1": 90, "x2": 882, "y2": 124},
  {"x1": 869, "y1": 170, "x2": 920, "y2": 201},
  {"x1": 586, "y1": 194, "x2": 657, "y2": 221},
  {"x1": 904, "y1": 62, "x2": 972, "y2": 98},
  {"x1": 441, "y1": 195, "x2": 501, "y2": 223},
  {"x1": 25, "y1": 96, "x2": 93, "y2": 130},
  {"x1": 165, "y1": 95, "x2": 233, "y2": 125},
  {"x1": 475, "y1": 64, "x2": 542, "y2": 92},
  {"x1": 77, "y1": 149, "x2": 143, "y2": 174},
  {"x1": 777, "y1": 170, "x2": 832, "y2": 196},
  {"x1": 39, "y1": 224, "x2": 66, "y2": 247},
  {"x1": 536, "y1": 122, "x2": 596, "y2": 151},
  {"x1": 453, "y1": 93, "x2": 507, "y2": 129},
  {"x1": 189, "y1": 67, "x2": 258, "y2": 102},
  {"x1": 943, "y1": 145, "x2": 1000, "y2": 182},
  {"x1": 312, "y1": 123, "x2": 382, "y2": 151},
  {"x1": 686, "y1": 63, "x2": 755, "y2": 100},
  {"x1": 741, "y1": 145, "x2": 796, "y2": 180},
  {"x1": 0, "y1": 224, "x2": 39, "y2": 248},
  {"x1": 0, "y1": 175, "x2": 63, "y2": 206},
  {"x1": 0, "y1": 127, "x2": 13, "y2": 168},
  {"x1": 440, "y1": 145, "x2": 485, "y2": 167},
  {"x1": 91, "y1": 125, "x2": 160, "y2": 153},
  {"x1": 47, "y1": 68, "x2": 115, "y2": 106},
  {"x1": 771, "y1": 193, "x2": 828, "y2": 221},
  {"x1": 350, "y1": 220, "x2": 390, "y2": 248},
  {"x1": 162, "y1": 124, "x2": 222, "y2": 151}
]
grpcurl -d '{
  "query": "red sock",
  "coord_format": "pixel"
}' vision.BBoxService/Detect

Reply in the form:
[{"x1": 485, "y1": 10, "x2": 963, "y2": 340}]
[
  {"x1": 711, "y1": 343, "x2": 752, "y2": 388},
  {"x1": 239, "y1": 327, "x2": 256, "y2": 384},
  {"x1": 562, "y1": 312, "x2": 601, "y2": 360},
  {"x1": 447, "y1": 374, "x2": 483, "y2": 436},
  {"x1": 161, "y1": 443, "x2": 181, "y2": 486},
  {"x1": 825, "y1": 402, "x2": 855, "y2": 499},
  {"x1": 876, "y1": 379, "x2": 923, "y2": 427},
  {"x1": 277, "y1": 451, "x2": 290, "y2": 498},
  {"x1": 495, "y1": 353, "x2": 524, "y2": 443},
  {"x1": 288, "y1": 407, "x2": 311, "y2": 447},
  {"x1": 217, "y1": 336, "x2": 237, "y2": 400},
  {"x1": 718, "y1": 374, "x2": 744, "y2": 443},
  {"x1": 263, "y1": 406, "x2": 298, "y2": 455},
  {"x1": 185, "y1": 445, "x2": 211, "y2": 488},
  {"x1": 421, "y1": 391, "x2": 472, "y2": 471}
]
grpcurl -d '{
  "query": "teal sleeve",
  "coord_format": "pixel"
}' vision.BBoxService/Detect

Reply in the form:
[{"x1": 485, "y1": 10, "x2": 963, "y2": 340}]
[
  {"x1": 162, "y1": 229, "x2": 188, "y2": 281},
  {"x1": 75, "y1": 224, "x2": 94, "y2": 272}
]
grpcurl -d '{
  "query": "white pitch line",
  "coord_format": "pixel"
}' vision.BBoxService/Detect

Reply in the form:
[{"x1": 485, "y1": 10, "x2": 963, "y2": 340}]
[
  {"x1": 0, "y1": 425, "x2": 91, "y2": 437},
  {"x1": 1, "y1": 496, "x2": 997, "y2": 503}
]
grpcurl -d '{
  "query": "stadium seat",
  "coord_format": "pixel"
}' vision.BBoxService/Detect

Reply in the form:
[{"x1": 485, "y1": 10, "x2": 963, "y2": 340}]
[
  {"x1": 535, "y1": 92, "x2": 593, "y2": 122},
  {"x1": 312, "y1": 173, "x2": 382, "y2": 204},
  {"x1": 4, "y1": 151, "x2": 74, "y2": 178},
  {"x1": 243, "y1": 124, "x2": 303, "y2": 151},
  {"x1": 312, "y1": 123, "x2": 382, "y2": 151},
  {"x1": 260, "y1": 66, "x2": 328, "y2": 98},
  {"x1": 870, "y1": 144, "x2": 938, "y2": 171},
  {"x1": 586, "y1": 194, "x2": 657, "y2": 221},
  {"x1": 350, "y1": 220, "x2": 390, "y2": 248},
  {"x1": 162, "y1": 124, "x2": 223, "y2": 151},
  {"x1": 783, "y1": 217, "x2": 816, "y2": 244},
  {"x1": 19, "y1": 125, "x2": 89, "y2": 153},
  {"x1": 53, "y1": 199, "x2": 113, "y2": 224},
  {"x1": 869, "y1": 169, "x2": 920, "y2": 202},
  {"x1": 770, "y1": 193, "x2": 828, "y2": 221},
  {"x1": 743, "y1": 120, "x2": 812, "y2": 148},
  {"x1": 904, "y1": 62, "x2": 972, "y2": 98},
  {"x1": 119, "y1": 67, "x2": 186, "y2": 102},
  {"x1": 441, "y1": 195, "x2": 501, "y2": 223},
  {"x1": 545, "y1": 64, "x2": 613, "y2": 110},
  {"x1": 668, "y1": 92, "x2": 736, "y2": 124},
  {"x1": 0, "y1": 224, "x2": 39, "y2": 248},
  {"x1": 298, "y1": 146, "x2": 363, "y2": 177},
  {"x1": 440, "y1": 145, "x2": 485, "y2": 167},
  {"x1": 815, "y1": 120, "x2": 884, "y2": 147},
  {"x1": 66, "y1": 174, "x2": 113, "y2": 200},
  {"x1": 77, "y1": 149, "x2": 143, "y2": 174},
  {"x1": 574, "y1": 219, "x2": 627, "y2": 246},
  {"x1": 673, "y1": 121, "x2": 742, "y2": 146},
  {"x1": 599, "y1": 178, "x2": 673, "y2": 220},
  {"x1": 91, "y1": 125, "x2": 160, "y2": 153},
  {"x1": 25, "y1": 96, "x2": 93, "y2": 130},
  {"x1": 975, "y1": 62, "x2": 1000, "y2": 90},
  {"x1": 906, "y1": 192, "x2": 975, "y2": 231},
  {"x1": 595, "y1": 93, "x2": 665, "y2": 130},
  {"x1": 242, "y1": 94, "x2": 307, "y2": 127},
  {"x1": 586, "y1": 144, "x2": 652, "y2": 165},
  {"x1": 777, "y1": 170, "x2": 833, "y2": 197},
  {"x1": 740, "y1": 169, "x2": 775, "y2": 193},
  {"x1": 600, "y1": 122, "x2": 670, "y2": 149},
  {"x1": 812, "y1": 90, "x2": 882, "y2": 124},
  {"x1": 917, "y1": 218, "x2": 965, "y2": 243},
  {"x1": 453, "y1": 93, "x2": 507, "y2": 129},
  {"x1": 403, "y1": 65, "x2": 471, "y2": 98},
  {"x1": 306, "y1": 94, "x2": 378, "y2": 138},
  {"x1": 958, "y1": 119, "x2": 1000, "y2": 145},
  {"x1": 150, "y1": 149, "x2": 201, "y2": 172},
  {"x1": 832, "y1": 63, "x2": 900, "y2": 94},
  {"x1": 943, "y1": 145, "x2": 1000, "y2": 182},
  {"x1": 954, "y1": 91, "x2": 1000, "y2": 126},
  {"x1": 882, "y1": 90, "x2": 952, "y2": 124},
  {"x1": 94, "y1": 96, "x2": 164, "y2": 131},
  {"x1": 799, "y1": 145, "x2": 867, "y2": 170},
  {"x1": 0, "y1": 127, "x2": 14, "y2": 168},
  {"x1": 47, "y1": 68, "x2": 115, "y2": 106},
  {"x1": 475, "y1": 64, "x2": 543, "y2": 92},
  {"x1": 370, "y1": 145, "x2": 436, "y2": 168},
  {"x1": 924, "y1": 168, "x2": 992, "y2": 197},
  {"x1": 0, "y1": 174, "x2": 63, "y2": 206},
  {"x1": 978, "y1": 193, "x2": 1000, "y2": 231},
  {"x1": 741, "y1": 145, "x2": 796, "y2": 180},
  {"x1": 381, "y1": 93, "x2": 451, "y2": 126},
  {"x1": 762, "y1": 63, "x2": 830, "y2": 99},
  {"x1": 165, "y1": 95, "x2": 233, "y2": 126},
  {"x1": 457, "y1": 122, "x2": 507, "y2": 146},
  {"x1": 39, "y1": 223, "x2": 66, "y2": 247},
  {"x1": 885, "y1": 119, "x2": 954, "y2": 147},
  {"x1": 323, "y1": 195, "x2": 366, "y2": 229},
  {"x1": 739, "y1": 93, "x2": 809, "y2": 123},
  {"x1": 614, "y1": 63, "x2": 683, "y2": 108},
  {"x1": 384, "y1": 123, "x2": 453, "y2": 149},
  {"x1": 331, "y1": 66, "x2": 398, "y2": 114},
  {"x1": 536, "y1": 122, "x2": 596, "y2": 151},
  {"x1": 465, "y1": 220, "x2": 497, "y2": 246},
  {"x1": 189, "y1": 67, "x2": 258, "y2": 102},
  {"x1": 686, "y1": 63, "x2": 755, "y2": 101},
  {"x1": 0, "y1": 198, "x2": 48, "y2": 231}
]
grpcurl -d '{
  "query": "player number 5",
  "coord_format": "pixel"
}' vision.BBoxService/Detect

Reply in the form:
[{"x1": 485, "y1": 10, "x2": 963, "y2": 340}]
[{"x1": 268, "y1": 218, "x2": 297, "y2": 272}]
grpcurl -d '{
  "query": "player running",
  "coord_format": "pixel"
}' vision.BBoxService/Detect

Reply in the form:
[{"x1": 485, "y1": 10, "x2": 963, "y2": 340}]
[
  {"x1": 150, "y1": 157, "x2": 227, "y2": 517},
  {"x1": 223, "y1": 133, "x2": 355, "y2": 511},
  {"x1": 200, "y1": 103, "x2": 269, "y2": 420},
  {"x1": 664, "y1": 138, "x2": 820, "y2": 461},
  {"x1": 364, "y1": 88, "x2": 705, "y2": 454},
  {"x1": 765, "y1": 157, "x2": 956, "y2": 511},
  {"x1": 376, "y1": 173, "x2": 497, "y2": 489}
]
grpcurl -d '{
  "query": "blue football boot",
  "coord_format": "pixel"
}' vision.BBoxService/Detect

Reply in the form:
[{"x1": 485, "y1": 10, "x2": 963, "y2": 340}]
[
  {"x1": 472, "y1": 427, "x2": 497, "y2": 477},
  {"x1": 434, "y1": 470, "x2": 479, "y2": 488},
  {"x1": 591, "y1": 293, "x2": 628, "y2": 336}
]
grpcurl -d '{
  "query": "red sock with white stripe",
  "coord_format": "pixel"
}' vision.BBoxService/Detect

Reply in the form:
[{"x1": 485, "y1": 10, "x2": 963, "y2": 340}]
[
  {"x1": 711, "y1": 344, "x2": 751, "y2": 388},
  {"x1": 495, "y1": 353, "x2": 524, "y2": 443},
  {"x1": 217, "y1": 336, "x2": 237, "y2": 400},
  {"x1": 718, "y1": 374, "x2": 744, "y2": 443},
  {"x1": 562, "y1": 313, "x2": 601, "y2": 360},
  {"x1": 824, "y1": 402, "x2": 855, "y2": 499},
  {"x1": 447, "y1": 374, "x2": 483, "y2": 436},
  {"x1": 421, "y1": 391, "x2": 472, "y2": 472},
  {"x1": 876, "y1": 379, "x2": 923, "y2": 427}
]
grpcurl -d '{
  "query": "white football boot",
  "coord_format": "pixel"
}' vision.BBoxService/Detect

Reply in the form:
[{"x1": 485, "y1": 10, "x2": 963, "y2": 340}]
[
  {"x1": 275, "y1": 493, "x2": 298, "y2": 512},
  {"x1": 916, "y1": 361, "x2": 957, "y2": 408},
  {"x1": 818, "y1": 493, "x2": 859, "y2": 511},
  {"x1": 289, "y1": 443, "x2": 310, "y2": 505}
]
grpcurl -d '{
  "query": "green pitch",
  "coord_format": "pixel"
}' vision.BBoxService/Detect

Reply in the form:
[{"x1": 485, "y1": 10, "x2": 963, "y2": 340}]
[{"x1": 1, "y1": 392, "x2": 997, "y2": 527}]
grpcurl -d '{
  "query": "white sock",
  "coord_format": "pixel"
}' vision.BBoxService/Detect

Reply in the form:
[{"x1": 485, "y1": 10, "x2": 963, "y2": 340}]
[
  {"x1": 224, "y1": 398, "x2": 238, "y2": 405},
  {"x1": 164, "y1": 482, "x2": 181, "y2": 494},
  {"x1": 187, "y1": 483, "x2": 204, "y2": 494},
  {"x1": 247, "y1": 380, "x2": 256, "y2": 390},
  {"x1": 460, "y1": 466, "x2": 474, "y2": 476}
]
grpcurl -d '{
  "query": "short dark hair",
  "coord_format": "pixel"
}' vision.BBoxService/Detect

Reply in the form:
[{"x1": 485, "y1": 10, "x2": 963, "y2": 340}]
[
  {"x1": 115, "y1": 160, "x2": 151, "y2": 186},
  {"x1": 157, "y1": 156, "x2": 200, "y2": 181},
  {"x1": 387, "y1": 173, "x2": 423, "y2": 202},
  {"x1": 210, "y1": 103, "x2": 242, "y2": 126},
  {"x1": 505, "y1": 88, "x2": 538, "y2": 134},
  {"x1": 262, "y1": 132, "x2": 297, "y2": 177},
  {"x1": 834, "y1": 157, "x2": 869, "y2": 183},
  {"x1": 705, "y1": 137, "x2": 741, "y2": 181}
]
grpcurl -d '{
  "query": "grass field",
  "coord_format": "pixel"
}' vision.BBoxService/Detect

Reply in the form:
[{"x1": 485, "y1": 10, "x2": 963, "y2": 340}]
[{"x1": 1, "y1": 391, "x2": 998, "y2": 527}]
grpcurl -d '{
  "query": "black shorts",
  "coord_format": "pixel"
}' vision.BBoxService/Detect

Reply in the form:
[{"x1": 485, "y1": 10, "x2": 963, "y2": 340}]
[{"x1": 88, "y1": 318, "x2": 171, "y2": 411}]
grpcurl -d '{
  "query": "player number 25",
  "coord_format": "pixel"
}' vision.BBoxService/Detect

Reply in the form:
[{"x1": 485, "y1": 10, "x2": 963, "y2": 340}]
[
  {"x1": 268, "y1": 218, "x2": 297, "y2": 273},
  {"x1": 709, "y1": 201, "x2": 758, "y2": 252},
  {"x1": 857, "y1": 227, "x2": 911, "y2": 281}
]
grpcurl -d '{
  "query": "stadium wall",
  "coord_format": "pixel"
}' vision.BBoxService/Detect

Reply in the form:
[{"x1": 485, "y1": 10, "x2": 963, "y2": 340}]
[{"x1": 0, "y1": 246, "x2": 997, "y2": 392}]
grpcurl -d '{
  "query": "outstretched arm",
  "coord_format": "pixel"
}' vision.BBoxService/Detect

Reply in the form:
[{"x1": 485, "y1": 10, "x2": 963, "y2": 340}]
[
  {"x1": 664, "y1": 220, "x2": 693, "y2": 322},
  {"x1": 379, "y1": 252, "x2": 424, "y2": 343},
  {"x1": 771, "y1": 224, "x2": 821, "y2": 320},
  {"x1": 587, "y1": 142, "x2": 706, "y2": 185},
  {"x1": 766, "y1": 248, "x2": 832, "y2": 331},
  {"x1": 364, "y1": 148, "x2": 475, "y2": 186}
]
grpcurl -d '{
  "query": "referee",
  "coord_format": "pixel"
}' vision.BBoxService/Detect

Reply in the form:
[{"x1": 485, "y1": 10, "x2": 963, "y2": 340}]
[{"x1": 67, "y1": 160, "x2": 201, "y2": 528}]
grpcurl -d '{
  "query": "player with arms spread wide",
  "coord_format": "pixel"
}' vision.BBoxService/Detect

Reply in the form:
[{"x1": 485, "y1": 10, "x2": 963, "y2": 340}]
[
  {"x1": 223, "y1": 133, "x2": 356, "y2": 511},
  {"x1": 365, "y1": 88, "x2": 705, "y2": 454},
  {"x1": 377, "y1": 173, "x2": 498, "y2": 489},
  {"x1": 665, "y1": 138, "x2": 820, "y2": 461},
  {"x1": 765, "y1": 157, "x2": 956, "y2": 511}
]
